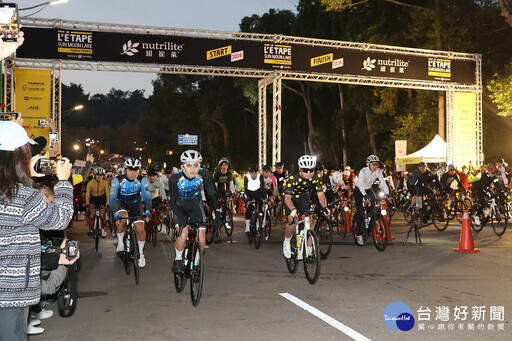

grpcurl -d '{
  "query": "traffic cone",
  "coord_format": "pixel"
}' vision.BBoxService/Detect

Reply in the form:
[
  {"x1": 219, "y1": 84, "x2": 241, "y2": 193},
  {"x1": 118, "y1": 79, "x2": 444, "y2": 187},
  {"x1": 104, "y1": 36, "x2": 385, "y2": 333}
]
[
  {"x1": 380, "y1": 199, "x2": 395, "y2": 240},
  {"x1": 453, "y1": 210, "x2": 480, "y2": 253}
]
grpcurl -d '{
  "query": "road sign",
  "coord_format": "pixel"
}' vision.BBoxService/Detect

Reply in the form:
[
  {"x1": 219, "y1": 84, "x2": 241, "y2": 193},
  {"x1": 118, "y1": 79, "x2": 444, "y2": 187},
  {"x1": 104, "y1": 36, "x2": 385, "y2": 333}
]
[{"x1": 178, "y1": 134, "x2": 198, "y2": 145}]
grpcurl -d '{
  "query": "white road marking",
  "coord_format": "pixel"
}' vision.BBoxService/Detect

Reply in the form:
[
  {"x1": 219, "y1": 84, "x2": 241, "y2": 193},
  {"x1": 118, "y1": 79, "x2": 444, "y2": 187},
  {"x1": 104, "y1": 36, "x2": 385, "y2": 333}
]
[{"x1": 279, "y1": 292, "x2": 372, "y2": 341}]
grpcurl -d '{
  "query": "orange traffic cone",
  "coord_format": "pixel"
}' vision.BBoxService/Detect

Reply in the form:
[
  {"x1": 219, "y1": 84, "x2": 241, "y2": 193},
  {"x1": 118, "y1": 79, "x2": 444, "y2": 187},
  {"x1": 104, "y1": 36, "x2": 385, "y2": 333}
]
[
  {"x1": 453, "y1": 210, "x2": 480, "y2": 253},
  {"x1": 380, "y1": 199, "x2": 395, "y2": 240}
]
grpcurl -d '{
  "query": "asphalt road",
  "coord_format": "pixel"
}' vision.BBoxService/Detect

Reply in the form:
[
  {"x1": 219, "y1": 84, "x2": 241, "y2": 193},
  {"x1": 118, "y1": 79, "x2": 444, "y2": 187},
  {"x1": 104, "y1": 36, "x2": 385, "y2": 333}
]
[{"x1": 31, "y1": 212, "x2": 512, "y2": 341}]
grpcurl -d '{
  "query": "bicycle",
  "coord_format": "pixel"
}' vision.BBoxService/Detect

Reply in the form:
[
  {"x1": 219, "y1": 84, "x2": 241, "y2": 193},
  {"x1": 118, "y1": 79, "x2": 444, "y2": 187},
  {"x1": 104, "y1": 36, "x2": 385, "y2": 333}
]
[
  {"x1": 285, "y1": 210, "x2": 321, "y2": 284},
  {"x1": 118, "y1": 216, "x2": 143, "y2": 284},
  {"x1": 91, "y1": 209, "x2": 101, "y2": 253},
  {"x1": 313, "y1": 205, "x2": 333, "y2": 259},
  {"x1": 332, "y1": 198, "x2": 352, "y2": 240},
  {"x1": 404, "y1": 205, "x2": 423, "y2": 245},
  {"x1": 470, "y1": 190, "x2": 508, "y2": 236},
  {"x1": 352, "y1": 196, "x2": 388, "y2": 252},
  {"x1": 173, "y1": 223, "x2": 205, "y2": 307},
  {"x1": 220, "y1": 195, "x2": 234, "y2": 238},
  {"x1": 57, "y1": 262, "x2": 78, "y2": 317},
  {"x1": 106, "y1": 205, "x2": 115, "y2": 237},
  {"x1": 145, "y1": 208, "x2": 160, "y2": 247}
]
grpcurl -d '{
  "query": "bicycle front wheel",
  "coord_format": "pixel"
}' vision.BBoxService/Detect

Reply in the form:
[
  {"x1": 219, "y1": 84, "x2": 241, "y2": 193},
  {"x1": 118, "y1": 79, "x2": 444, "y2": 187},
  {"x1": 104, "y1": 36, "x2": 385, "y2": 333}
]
[
  {"x1": 224, "y1": 208, "x2": 233, "y2": 236},
  {"x1": 254, "y1": 215, "x2": 263, "y2": 249},
  {"x1": 285, "y1": 231, "x2": 298, "y2": 274},
  {"x1": 315, "y1": 216, "x2": 333, "y2": 259},
  {"x1": 190, "y1": 240, "x2": 204, "y2": 306},
  {"x1": 131, "y1": 228, "x2": 140, "y2": 285},
  {"x1": 94, "y1": 217, "x2": 100, "y2": 253},
  {"x1": 264, "y1": 210, "x2": 272, "y2": 241},
  {"x1": 491, "y1": 204, "x2": 508, "y2": 236},
  {"x1": 123, "y1": 233, "x2": 131, "y2": 275},
  {"x1": 303, "y1": 229, "x2": 321, "y2": 285},
  {"x1": 372, "y1": 215, "x2": 388, "y2": 252},
  {"x1": 470, "y1": 205, "x2": 484, "y2": 232},
  {"x1": 336, "y1": 209, "x2": 347, "y2": 239},
  {"x1": 57, "y1": 263, "x2": 78, "y2": 317},
  {"x1": 433, "y1": 206, "x2": 449, "y2": 231},
  {"x1": 403, "y1": 201, "x2": 413, "y2": 224}
]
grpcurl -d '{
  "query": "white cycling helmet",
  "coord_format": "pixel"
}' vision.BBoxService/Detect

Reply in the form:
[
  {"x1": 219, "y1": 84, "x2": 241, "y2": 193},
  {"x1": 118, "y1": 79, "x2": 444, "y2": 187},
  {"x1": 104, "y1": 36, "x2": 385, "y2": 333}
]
[
  {"x1": 180, "y1": 150, "x2": 202, "y2": 163},
  {"x1": 124, "y1": 158, "x2": 141, "y2": 169},
  {"x1": 218, "y1": 158, "x2": 229, "y2": 167},
  {"x1": 366, "y1": 154, "x2": 380, "y2": 165},
  {"x1": 298, "y1": 155, "x2": 316, "y2": 169},
  {"x1": 331, "y1": 171, "x2": 342, "y2": 184},
  {"x1": 94, "y1": 167, "x2": 105, "y2": 175}
]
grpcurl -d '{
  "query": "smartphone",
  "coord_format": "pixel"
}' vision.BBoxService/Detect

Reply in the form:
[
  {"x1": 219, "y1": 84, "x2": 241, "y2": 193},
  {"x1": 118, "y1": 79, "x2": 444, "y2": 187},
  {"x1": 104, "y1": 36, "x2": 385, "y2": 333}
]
[
  {"x1": 0, "y1": 3, "x2": 19, "y2": 42},
  {"x1": 49, "y1": 132, "x2": 58, "y2": 148},
  {"x1": 36, "y1": 158, "x2": 58, "y2": 175},
  {"x1": 65, "y1": 240, "x2": 78, "y2": 260},
  {"x1": 38, "y1": 119, "x2": 51, "y2": 127},
  {"x1": 0, "y1": 112, "x2": 19, "y2": 121}
]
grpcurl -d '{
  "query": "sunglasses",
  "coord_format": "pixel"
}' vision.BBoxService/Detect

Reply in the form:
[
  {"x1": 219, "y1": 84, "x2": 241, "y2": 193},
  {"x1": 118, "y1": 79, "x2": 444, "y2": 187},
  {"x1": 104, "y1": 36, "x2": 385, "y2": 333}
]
[
  {"x1": 184, "y1": 163, "x2": 200, "y2": 169},
  {"x1": 301, "y1": 168, "x2": 315, "y2": 173},
  {"x1": 126, "y1": 167, "x2": 140, "y2": 171},
  {"x1": 369, "y1": 163, "x2": 379, "y2": 166}
]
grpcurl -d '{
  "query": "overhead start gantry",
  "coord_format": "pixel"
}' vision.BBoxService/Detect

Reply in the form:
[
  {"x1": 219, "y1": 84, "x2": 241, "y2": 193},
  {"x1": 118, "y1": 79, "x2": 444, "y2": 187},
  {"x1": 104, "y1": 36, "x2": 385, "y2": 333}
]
[{"x1": 7, "y1": 17, "x2": 482, "y2": 167}]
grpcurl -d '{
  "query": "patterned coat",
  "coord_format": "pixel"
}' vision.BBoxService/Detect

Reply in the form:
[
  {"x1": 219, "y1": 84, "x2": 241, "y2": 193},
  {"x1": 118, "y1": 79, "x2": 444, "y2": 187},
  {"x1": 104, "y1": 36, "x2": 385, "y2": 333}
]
[{"x1": 0, "y1": 181, "x2": 73, "y2": 308}]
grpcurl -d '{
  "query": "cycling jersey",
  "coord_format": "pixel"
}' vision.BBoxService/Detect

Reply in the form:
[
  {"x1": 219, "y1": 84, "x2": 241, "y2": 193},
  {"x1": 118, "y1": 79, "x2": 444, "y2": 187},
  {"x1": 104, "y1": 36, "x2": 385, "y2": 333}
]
[
  {"x1": 169, "y1": 169, "x2": 219, "y2": 209},
  {"x1": 261, "y1": 173, "x2": 278, "y2": 192},
  {"x1": 86, "y1": 179, "x2": 110, "y2": 206},
  {"x1": 244, "y1": 174, "x2": 265, "y2": 193},
  {"x1": 440, "y1": 172, "x2": 464, "y2": 193},
  {"x1": 284, "y1": 173, "x2": 322, "y2": 198},
  {"x1": 214, "y1": 170, "x2": 235, "y2": 195},
  {"x1": 109, "y1": 174, "x2": 152, "y2": 212},
  {"x1": 146, "y1": 178, "x2": 167, "y2": 201},
  {"x1": 355, "y1": 167, "x2": 390, "y2": 196},
  {"x1": 272, "y1": 169, "x2": 288, "y2": 191}
]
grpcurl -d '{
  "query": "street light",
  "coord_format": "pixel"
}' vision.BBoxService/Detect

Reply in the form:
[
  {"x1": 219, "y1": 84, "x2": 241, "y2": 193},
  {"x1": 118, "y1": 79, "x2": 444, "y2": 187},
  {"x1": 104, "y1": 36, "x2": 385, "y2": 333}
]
[
  {"x1": 62, "y1": 104, "x2": 84, "y2": 117},
  {"x1": 19, "y1": 0, "x2": 69, "y2": 17}
]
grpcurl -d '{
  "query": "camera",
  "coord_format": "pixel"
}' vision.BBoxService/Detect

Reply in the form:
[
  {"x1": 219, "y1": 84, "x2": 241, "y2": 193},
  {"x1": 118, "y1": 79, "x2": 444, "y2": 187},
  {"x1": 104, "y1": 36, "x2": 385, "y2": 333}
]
[
  {"x1": 0, "y1": 3, "x2": 19, "y2": 42},
  {"x1": 64, "y1": 240, "x2": 78, "y2": 260},
  {"x1": 0, "y1": 112, "x2": 19, "y2": 121},
  {"x1": 49, "y1": 132, "x2": 59, "y2": 148},
  {"x1": 35, "y1": 158, "x2": 58, "y2": 175}
]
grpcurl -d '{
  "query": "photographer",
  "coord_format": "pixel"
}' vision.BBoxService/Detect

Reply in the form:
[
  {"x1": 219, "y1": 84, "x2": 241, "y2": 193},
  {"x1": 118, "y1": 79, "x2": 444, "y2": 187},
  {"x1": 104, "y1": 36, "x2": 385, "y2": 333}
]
[{"x1": 0, "y1": 118, "x2": 73, "y2": 341}]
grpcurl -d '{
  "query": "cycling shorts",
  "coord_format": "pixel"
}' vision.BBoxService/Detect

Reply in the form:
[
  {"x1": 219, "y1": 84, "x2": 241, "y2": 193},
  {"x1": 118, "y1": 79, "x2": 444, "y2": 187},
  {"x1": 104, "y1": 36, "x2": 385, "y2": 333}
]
[
  {"x1": 90, "y1": 195, "x2": 106, "y2": 208},
  {"x1": 118, "y1": 200, "x2": 143, "y2": 218},
  {"x1": 284, "y1": 194, "x2": 311, "y2": 216},
  {"x1": 172, "y1": 196, "x2": 206, "y2": 228}
]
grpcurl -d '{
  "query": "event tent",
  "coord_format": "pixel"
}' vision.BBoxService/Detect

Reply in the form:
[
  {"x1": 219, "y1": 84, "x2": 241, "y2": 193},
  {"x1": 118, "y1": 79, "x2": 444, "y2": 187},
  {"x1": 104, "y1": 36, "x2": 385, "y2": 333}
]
[{"x1": 395, "y1": 135, "x2": 447, "y2": 165}]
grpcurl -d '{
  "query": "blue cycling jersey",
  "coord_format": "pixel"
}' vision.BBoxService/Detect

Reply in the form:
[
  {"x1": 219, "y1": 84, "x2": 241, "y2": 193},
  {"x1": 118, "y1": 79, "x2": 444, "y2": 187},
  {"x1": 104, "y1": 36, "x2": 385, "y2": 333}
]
[
  {"x1": 109, "y1": 175, "x2": 152, "y2": 212},
  {"x1": 174, "y1": 170, "x2": 204, "y2": 200}
]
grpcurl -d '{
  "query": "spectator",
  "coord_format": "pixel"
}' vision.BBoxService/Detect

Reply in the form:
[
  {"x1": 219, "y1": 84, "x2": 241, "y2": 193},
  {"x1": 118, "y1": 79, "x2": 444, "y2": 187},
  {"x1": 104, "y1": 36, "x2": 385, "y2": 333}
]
[{"x1": 0, "y1": 119, "x2": 73, "y2": 341}]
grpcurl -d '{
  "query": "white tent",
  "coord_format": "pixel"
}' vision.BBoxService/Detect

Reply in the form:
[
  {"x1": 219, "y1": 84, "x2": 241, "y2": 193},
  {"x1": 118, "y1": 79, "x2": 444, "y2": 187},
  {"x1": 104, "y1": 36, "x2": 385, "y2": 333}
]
[{"x1": 395, "y1": 135, "x2": 447, "y2": 165}]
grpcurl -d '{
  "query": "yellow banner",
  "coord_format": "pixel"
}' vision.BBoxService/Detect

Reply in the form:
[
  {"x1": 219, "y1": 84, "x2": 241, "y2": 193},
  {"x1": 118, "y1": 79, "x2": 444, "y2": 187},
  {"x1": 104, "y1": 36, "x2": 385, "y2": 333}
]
[
  {"x1": 206, "y1": 46, "x2": 232, "y2": 60},
  {"x1": 311, "y1": 53, "x2": 333, "y2": 67},
  {"x1": 453, "y1": 92, "x2": 477, "y2": 168},
  {"x1": 14, "y1": 69, "x2": 52, "y2": 140}
]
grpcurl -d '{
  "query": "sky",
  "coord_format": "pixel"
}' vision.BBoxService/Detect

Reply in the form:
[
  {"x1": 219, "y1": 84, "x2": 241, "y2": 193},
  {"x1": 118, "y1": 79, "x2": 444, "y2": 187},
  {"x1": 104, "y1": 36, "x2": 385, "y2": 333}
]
[{"x1": 17, "y1": 0, "x2": 298, "y2": 96}]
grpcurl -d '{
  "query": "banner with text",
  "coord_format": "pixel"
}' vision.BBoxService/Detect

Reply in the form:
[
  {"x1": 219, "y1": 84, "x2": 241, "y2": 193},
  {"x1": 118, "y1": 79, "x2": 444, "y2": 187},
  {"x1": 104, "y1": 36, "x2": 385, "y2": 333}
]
[
  {"x1": 14, "y1": 68, "x2": 52, "y2": 140},
  {"x1": 452, "y1": 92, "x2": 477, "y2": 169},
  {"x1": 17, "y1": 27, "x2": 477, "y2": 85}
]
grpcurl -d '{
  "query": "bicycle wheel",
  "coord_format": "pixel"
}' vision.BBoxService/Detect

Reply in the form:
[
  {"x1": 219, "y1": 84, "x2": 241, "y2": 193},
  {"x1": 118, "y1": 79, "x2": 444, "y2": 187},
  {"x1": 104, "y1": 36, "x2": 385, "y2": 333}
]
[
  {"x1": 336, "y1": 209, "x2": 347, "y2": 239},
  {"x1": 174, "y1": 247, "x2": 187, "y2": 293},
  {"x1": 254, "y1": 215, "x2": 263, "y2": 249},
  {"x1": 190, "y1": 240, "x2": 204, "y2": 306},
  {"x1": 130, "y1": 228, "x2": 139, "y2": 285},
  {"x1": 372, "y1": 215, "x2": 388, "y2": 252},
  {"x1": 205, "y1": 225, "x2": 215, "y2": 245},
  {"x1": 285, "y1": 231, "x2": 298, "y2": 274},
  {"x1": 491, "y1": 204, "x2": 508, "y2": 236},
  {"x1": 94, "y1": 217, "x2": 100, "y2": 253},
  {"x1": 123, "y1": 232, "x2": 131, "y2": 275},
  {"x1": 433, "y1": 205, "x2": 449, "y2": 231},
  {"x1": 469, "y1": 204, "x2": 484, "y2": 232},
  {"x1": 151, "y1": 216, "x2": 158, "y2": 247},
  {"x1": 57, "y1": 263, "x2": 78, "y2": 317},
  {"x1": 453, "y1": 199, "x2": 466, "y2": 224},
  {"x1": 264, "y1": 209, "x2": 272, "y2": 241},
  {"x1": 303, "y1": 229, "x2": 321, "y2": 285},
  {"x1": 247, "y1": 215, "x2": 254, "y2": 245},
  {"x1": 224, "y1": 208, "x2": 233, "y2": 236},
  {"x1": 386, "y1": 197, "x2": 396, "y2": 218},
  {"x1": 403, "y1": 201, "x2": 413, "y2": 224},
  {"x1": 315, "y1": 216, "x2": 333, "y2": 259}
]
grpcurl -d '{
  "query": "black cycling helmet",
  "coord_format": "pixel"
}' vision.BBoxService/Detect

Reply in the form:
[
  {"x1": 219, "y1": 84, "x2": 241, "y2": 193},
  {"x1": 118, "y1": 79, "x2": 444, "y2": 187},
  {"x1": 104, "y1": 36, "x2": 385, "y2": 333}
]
[
  {"x1": 147, "y1": 167, "x2": 158, "y2": 176},
  {"x1": 248, "y1": 165, "x2": 259, "y2": 172},
  {"x1": 275, "y1": 162, "x2": 283, "y2": 168},
  {"x1": 262, "y1": 164, "x2": 271, "y2": 171},
  {"x1": 315, "y1": 163, "x2": 324, "y2": 171}
]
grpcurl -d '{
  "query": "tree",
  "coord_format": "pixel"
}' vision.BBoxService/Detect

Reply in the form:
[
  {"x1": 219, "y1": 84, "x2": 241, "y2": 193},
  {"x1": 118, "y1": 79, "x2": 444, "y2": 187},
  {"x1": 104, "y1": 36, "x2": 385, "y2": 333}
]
[{"x1": 499, "y1": 0, "x2": 512, "y2": 26}]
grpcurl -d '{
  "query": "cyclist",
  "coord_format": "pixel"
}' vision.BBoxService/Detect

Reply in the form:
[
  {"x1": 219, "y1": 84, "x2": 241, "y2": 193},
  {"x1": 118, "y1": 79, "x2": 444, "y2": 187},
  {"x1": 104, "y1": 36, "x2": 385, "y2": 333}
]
[
  {"x1": 272, "y1": 162, "x2": 288, "y2": 197},
  {"x1": 85, "y1": 167, "x2": 110, "y2": 238},
  {"x1": 471, "y1": 165, "x2": 502, "y2": 225},
  {"x1": 110, "y1": 158, "x2": 152, "y2": 268},
  {"x1": 353, "y1": 155, "x2": 390, "y2": 244},
  {"x1": 261, "y1": 164, "x2": 279, "y2": 204},
  {"x1": 170, "y1": 150, "x2": 222, "y2": 274},
  {"x1": 282, "y1": 155, "x2": 329, "y2": 258},
  {"x1": 243, "y1": 165, "x2": 266, "y2": 235},
  {"x1": 146, "y1": 167, "x2": 168, "y2": 210},
  {"x1": 495, "y1": 158, "x2": 509, "y2": 187},
  {"x1": 214, "y1": 158, "x2": 236, "y2": 224},
  {"x1": 440, "y1": 165, "x2": 464, "y2": 198},
  {"x1": 314, "y1": 164, "x2": 335, "y2": 204}
]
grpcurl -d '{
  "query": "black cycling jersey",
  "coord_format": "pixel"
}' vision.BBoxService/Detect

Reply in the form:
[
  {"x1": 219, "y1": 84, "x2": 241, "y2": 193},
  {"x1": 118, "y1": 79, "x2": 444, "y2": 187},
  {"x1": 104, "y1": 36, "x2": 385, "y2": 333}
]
[
  {"x1": 284, "y1": 173, "x2": 322, "y2": 198},
  {"x1": 213, "y1": 170, "x2": 234, "y2": 193},
  {"x1": 272, "y1": 169, "x2": 288, "y2": 192}
]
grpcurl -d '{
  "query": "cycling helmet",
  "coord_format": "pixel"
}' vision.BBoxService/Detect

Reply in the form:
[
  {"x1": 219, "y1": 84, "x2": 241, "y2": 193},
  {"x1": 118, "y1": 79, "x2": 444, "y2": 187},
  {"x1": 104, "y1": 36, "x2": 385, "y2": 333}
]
[
  {"x1": 262, "y1": 164, "x2": 271, "y2": 171},
  {"x1": 106, "y1": 172, "x2": 114, "y2": 178},
  {"x1": 180, "y1": 150, "x2": 202, "y2": 163},
  {"x1": 248, "y1": 165, "x2": 259, "y2": 172},
  {"x1": 275, "y1": 162, "x2": 283, "y2": 168},
  {"x1": 124, "y1": 158, "x2": 141, "y2": 169},
  {"x1": 298, "y1": 155, "x2": 316, "y2": 169},
  {"x1": 147, "y1": 167, "x2": 158, "y2": 176},
  {"x1": 448, "y1": 164, "x2": 455, "y2": 171},
  {"x1": 218, "y1": 158, "x2": 229, "y2": 167},
  {"x1": 331, "y1": 171, "x2": 342, "y2": 184},
  {"x1": 94, "y1": 167, "x2": 105, "y2": 175},
  {"x1": 496, "y1": 158, "x2": 505, "y2": 164},
  {"x1": 366, "y1": 155, "x2": 380, "y2": 165},
  {"x1": 315, "y1": 163, "x2": 324, "y2": 171}
]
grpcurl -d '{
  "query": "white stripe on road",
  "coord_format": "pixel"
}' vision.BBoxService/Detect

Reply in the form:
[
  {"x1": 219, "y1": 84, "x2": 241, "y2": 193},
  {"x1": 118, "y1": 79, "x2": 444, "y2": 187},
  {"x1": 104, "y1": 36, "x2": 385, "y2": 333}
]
[{"x1": 279, "y1": 292, "x2": 372, "y2": 341}]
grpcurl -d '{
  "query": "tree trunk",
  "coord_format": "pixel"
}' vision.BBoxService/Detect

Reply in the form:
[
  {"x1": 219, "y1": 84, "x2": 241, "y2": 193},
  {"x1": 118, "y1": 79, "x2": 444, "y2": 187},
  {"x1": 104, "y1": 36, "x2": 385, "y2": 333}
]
[
  {"x1": 498, "y1": 0, "x2": 512, "y2": 27},
  {"x1": 337, "y1": 84, "x2": 348, "y2": 167},
  {"x1": 210, "y1": 114, "x2": 229, "y2": 149},
  {"x1": 434, "y1": 0, "x2": 446, "y2": 140},
  {"x1": 365, "y1": 111, "x2": 377, "y2": 155},
  {"x1": 299, "y1": 82, "x2": 315, "y2": 155}
]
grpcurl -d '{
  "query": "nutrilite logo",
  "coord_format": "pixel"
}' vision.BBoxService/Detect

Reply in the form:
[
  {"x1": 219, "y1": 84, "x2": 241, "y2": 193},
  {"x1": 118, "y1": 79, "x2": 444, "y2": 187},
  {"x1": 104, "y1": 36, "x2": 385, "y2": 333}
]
[
  {"x1": 121, "y1": 40, "x2": 184, "y2": 59},
  {"x1": 362, "y1": 57, "x2": 410, "y2": 74}
]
